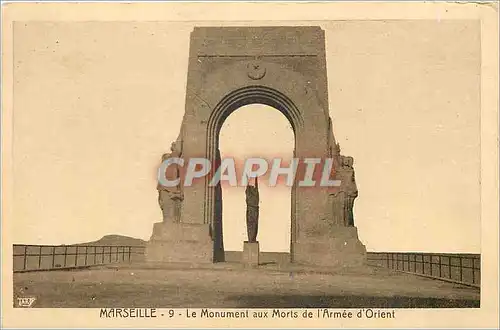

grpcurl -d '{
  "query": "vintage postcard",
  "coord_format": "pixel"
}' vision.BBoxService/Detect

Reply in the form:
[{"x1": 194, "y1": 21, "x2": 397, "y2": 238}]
[{"x1": 1, "y1": 1, "x2": 499, "y2": 329}]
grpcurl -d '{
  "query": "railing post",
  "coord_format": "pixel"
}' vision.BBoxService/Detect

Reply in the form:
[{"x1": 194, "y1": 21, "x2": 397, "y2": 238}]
[
  {"x1": 38, "y1": 246, "x2": 42, "y2": 269},
  {"x1": 448, "y1": 256, "x2": 452, "y2": 279},
  {"x1": 75, "y1": 246, "x2": 79, "y2": 267},
  {"x1": 23, "y1": 245, "x2": 28, "y2": 270},
  {"x1": 109, "y1": 246, "x2": 112, "y2": 263},
  {"x1": 472, "y1": 257, "x2": 475, "y2": 284},
  {"x1": 84, "y1": 246, "x2": 88, "y2": 266},
  {"x1": 438, "y1": 255, "x2": 442, "y2": 278},
  {"x1": 430, "y1": 254, "x2": 433, "y2": 276},
  {"x1": 459, "y1": 256, "x2": 463, "y2": 282},
  {"x1": 52, "y1": 246, "x2": 56, "y2": 268},
  {"x1": 63, "y1": 246, "x2": 68, "y2": 267},
  {"x1": 128, "y1": 246, "x2": 132, "y2": 263},
  {"x1": 101, "y1": 246, "x2": 104, "y2": 263}
]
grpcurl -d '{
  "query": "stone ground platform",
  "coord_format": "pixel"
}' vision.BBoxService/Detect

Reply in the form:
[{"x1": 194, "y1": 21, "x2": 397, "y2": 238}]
[{"x1": 13, "y1": 263, "x2": 480, "y2": 308}]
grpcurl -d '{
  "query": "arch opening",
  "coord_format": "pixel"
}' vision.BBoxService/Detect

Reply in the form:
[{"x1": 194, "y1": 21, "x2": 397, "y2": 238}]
[
  {"x1": 206, "y1": 86, "x2": 301, "y2": 263},
  {"x1": 215, "y1": 104, "x2": 295, "y2": 262}
]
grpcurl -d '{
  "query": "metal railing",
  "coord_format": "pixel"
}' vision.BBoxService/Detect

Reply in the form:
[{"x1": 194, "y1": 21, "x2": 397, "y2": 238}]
[
  {"x1": 14, "y1": 246, "x2": 481, "y2": 288},
  {"x1": 366, "y1": 252, "x2": 480, "y2": 288},
  {"x1": 13, "y1": 244, "x2": 145, "y2": 272}
]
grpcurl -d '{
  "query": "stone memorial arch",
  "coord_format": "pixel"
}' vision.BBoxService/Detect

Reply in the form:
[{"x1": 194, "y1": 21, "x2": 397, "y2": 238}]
[{"x1": 147, "y1": 26, "x2": 366, "y2": 267}]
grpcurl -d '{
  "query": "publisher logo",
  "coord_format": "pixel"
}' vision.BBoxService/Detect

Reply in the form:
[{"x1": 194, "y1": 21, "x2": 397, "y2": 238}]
[{"x1": 17, "y1": 296, "x2": 36, "y2": 307}]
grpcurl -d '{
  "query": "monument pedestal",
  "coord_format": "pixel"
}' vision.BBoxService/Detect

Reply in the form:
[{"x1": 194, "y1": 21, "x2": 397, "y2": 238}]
[
  {"x1": 146, "y1": 222, "x2": 212, "y2": 263},
  {"x1": 294, "y1": 226, "x2": 366, "y2": 268},
  {"x1": 242, "y1": 241, "x2": 260, "y2": 267}
]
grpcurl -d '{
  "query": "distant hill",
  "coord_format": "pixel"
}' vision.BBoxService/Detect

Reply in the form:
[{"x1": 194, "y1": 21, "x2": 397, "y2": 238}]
[
  {"x1": 75, "y1": 235, "x2": 146, "y2": 247},
  {"x1": 13, "y1": 235, "x2": 147, "y2": 271}
]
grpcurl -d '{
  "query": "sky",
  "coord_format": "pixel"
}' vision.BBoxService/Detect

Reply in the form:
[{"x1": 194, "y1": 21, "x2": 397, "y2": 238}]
[{"x1": 10, "y1": 20, "x2": 481, "y2": 253}]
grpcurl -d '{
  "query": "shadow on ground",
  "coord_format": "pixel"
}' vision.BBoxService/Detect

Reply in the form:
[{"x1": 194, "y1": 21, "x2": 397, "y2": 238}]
[{"x1": 225, "y1": 294, "x2": 480, "y2": 308}]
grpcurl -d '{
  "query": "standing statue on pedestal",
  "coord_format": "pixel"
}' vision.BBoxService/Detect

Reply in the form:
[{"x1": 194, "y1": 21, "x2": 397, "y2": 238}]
[
  {"x1": 327, "y1": 146, "x2": 358, "y2": 227},
  {"x1": 337, "y1": 155, "x2": 358, "y2": 226},
  {"x1": 245, "y1": 177, "x2": 260, "y2": 243},
  {"x1": 157, "y1": 142, "x2": 183, "y2": 223}
]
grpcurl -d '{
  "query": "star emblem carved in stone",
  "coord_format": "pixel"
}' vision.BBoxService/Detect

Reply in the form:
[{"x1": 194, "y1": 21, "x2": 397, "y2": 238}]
[{"x1": 247, "y1": 60, "x2": 266, "y2": 80}]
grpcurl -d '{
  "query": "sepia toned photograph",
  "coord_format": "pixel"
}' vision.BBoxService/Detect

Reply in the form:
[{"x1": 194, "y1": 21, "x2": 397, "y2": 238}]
[{"x1": 1, "y1": 2, "x2": 498, "y2": 329}]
